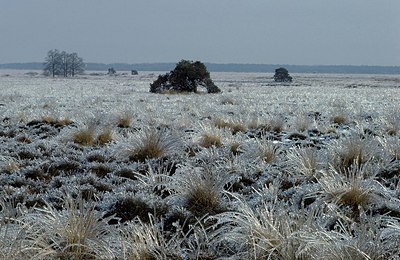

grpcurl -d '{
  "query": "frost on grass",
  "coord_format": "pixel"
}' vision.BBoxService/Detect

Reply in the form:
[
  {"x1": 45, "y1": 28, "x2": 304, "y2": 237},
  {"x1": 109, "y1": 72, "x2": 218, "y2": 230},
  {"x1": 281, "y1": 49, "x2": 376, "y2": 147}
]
[
  {"x1": 116, "y1": 127, "x2": 182, "y2": 162},
  {"x1": 0, "y1": 72, "x2": 400, "y2": 258}
]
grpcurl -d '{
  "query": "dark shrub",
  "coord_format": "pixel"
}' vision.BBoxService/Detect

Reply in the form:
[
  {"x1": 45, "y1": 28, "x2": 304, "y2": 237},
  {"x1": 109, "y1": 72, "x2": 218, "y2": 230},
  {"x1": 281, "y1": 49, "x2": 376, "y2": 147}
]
[
  {"x1": 150, "y1": 60, "x2": 221, "y2": 93},
  {"x1": 274, "y1": 67, "x2": 293, "y2": 82},
  {"x1": 108, "y1": 67, "x2": 116, "y2": 75}
]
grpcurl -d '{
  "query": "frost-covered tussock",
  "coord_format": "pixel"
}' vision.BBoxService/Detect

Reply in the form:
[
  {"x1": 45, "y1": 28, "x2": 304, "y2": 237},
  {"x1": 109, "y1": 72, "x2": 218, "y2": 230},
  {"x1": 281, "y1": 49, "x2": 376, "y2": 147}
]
[{"x1": 0, "y1": 71, "x2": 399, "y2": 259}]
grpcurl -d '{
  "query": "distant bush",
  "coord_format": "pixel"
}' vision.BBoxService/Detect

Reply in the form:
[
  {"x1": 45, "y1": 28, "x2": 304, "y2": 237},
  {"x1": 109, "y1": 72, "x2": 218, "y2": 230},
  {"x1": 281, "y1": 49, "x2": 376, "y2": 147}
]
[
  {"x1": 108, "y1": 67, "x2": 116, "y2": 75},
  {"x1": 274, "y1": 67, "x2": 292, "y2": 82},
  {"x1": 150, "y1": 60, "x2": 221, "y2": 93}
]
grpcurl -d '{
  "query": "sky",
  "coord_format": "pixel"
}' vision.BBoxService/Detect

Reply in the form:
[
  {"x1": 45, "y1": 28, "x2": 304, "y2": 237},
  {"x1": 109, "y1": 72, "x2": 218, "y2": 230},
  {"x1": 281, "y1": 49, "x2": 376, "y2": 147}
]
[{"x1": 1, "y1": 0, "x2": 399, "y2": 66}]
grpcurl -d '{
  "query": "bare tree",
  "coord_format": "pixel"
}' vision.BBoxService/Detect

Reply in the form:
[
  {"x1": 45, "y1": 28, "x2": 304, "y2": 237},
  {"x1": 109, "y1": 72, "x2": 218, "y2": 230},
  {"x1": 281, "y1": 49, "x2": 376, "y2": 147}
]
[
  {"x1": 68, "y1": 53, "x2": 85, "y2": 77},
  {"x1": 60, "y1": 51, "x2": 70, "y2": 77},
  {"x1": 43, "y1": 50, "x2": 85, "y2": 77},
  {"x1": 43, "y1": 49, "x2": 62, "y2": 77}
]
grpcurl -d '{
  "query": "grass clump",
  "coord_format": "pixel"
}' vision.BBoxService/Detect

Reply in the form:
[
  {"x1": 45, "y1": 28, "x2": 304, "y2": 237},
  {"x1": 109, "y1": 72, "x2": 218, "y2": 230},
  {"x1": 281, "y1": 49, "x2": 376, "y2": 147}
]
[
  {"x1": 126, "y1": 127, "x2": 181, "y2": 162},
  {"x1": 120, "y1": 216, "x2": 182, "y2": 260},
  {"x1": 73, "y1": 126, "x2": 113, "y2": 146},
  {"x1": 256, "y1": 116, "x2": 285, "y2": 133},
  {"x1": 329, "y1": 133, "x2": 374, "y2": 173},
  {"x1": 27, "y1": 193, "x2": 113, "y2": 259},
  {"x1": 95, "y1": 128, "x2": 113, "y2": 145},
  {"x1": 186, "y1": 181, "x2": 222, "y2": 217},
  {"x1": 287, "y1": 147, "x2": 319, "y2": 179},
  {"x1": 214, "y1": 118, "x2": 230, "y2": 129},
  {"x1": 210, "y1": 192, "x2": 307, "y2": 259},
  {"x1": 171, "y1": 167, "x2": 226, "y2": 218},
  {"x1": 214, "y1": 118, "x2": 246, "y2": 134},
  {"x1": 117, "y1": 112, "x2": 132, "y2": 128},
  {"x1": 199, "y1": 133, "x2": 222, "y2": 148},
  {"x1": 73, "y1": 127, "x2": 95, "y2": 146},
  {"x1": 243, "y1": 138, "x2": 280, "y2": 164},
  {"x1": 230, "y1": 141, "x2": 242, "y2": 156},
  {"x1": 331, "y1": 114, "x2": 347, "y2": 125},
  {"x1": 0, "y1": 156, "x2": 20, "y2": 173},
  {"x1": 41, "y1": 116, "x2": 73, "y2": 127},
  {"x1": 316, "y1": 165, "x2": 387, "y2": 216},
  {"x1": 198, "y1": 124, "x2": 224, "y2": 149}
]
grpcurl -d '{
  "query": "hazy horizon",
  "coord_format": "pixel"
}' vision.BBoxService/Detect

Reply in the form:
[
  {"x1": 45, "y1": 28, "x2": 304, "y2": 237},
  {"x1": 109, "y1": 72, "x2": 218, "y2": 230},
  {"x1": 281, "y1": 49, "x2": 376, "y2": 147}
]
[{"x1": 1, "y1": 0, "x2": 399, "y2": 66}]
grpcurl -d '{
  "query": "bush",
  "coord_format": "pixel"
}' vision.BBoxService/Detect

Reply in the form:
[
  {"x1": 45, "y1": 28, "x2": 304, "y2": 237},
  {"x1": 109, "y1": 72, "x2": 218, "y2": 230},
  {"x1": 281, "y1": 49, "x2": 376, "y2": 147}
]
[
  {"x1": 108, "y1": 67, "x2": 116, "y2": 75},
  {"x1": 273, "y1": 67, "x2": 292, "y2": 82},
  {"x1": 150, "y1": 60, "x2": 221, "y2": 93}
]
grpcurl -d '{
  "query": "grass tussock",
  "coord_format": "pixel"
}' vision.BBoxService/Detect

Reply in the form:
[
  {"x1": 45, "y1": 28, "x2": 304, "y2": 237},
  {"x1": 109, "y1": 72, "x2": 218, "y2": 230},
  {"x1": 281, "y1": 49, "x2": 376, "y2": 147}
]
[
  {"x1": 121, "y1": 216, "x2": 182, "y2": 260},
  {"x1": 230, "y1": 141, "x2": 242, "y2": 156},
  {"x1": 73, "y1": 127, "x2": 95, "y2": 146},
  {"x1": 199, "y1": 133, "x2": 222, "y2": 148},
  {"x1": 40, "y1": 116, "x2": 73, "y2": 127},
  {"x1": 0, "y1": 156, "x2": 20, "y2": 173},
  {"x1": 172, "y1": 167, "x2": 226, "y2": 217},
  {"x1": 287, "y1": 147, "x2": 319, "y2": 179},
  {"x1": 28, "y1": 194, "x2": 114, "y2": 259},
  {"x1": 126, "y1": 127, "x2": 181, "y2": 162},
  {"x1": 294, "y1": 114, "x2": 310, "y2": 132},
  {"x1": 214, "y1": 118, "x2": 246, "y2": 134},
  {"x1": 214, "y1": 118, "x2": 230, "y2": 129},
  {"x1": 186, "y1": 181, "x2": 222, "y2": 217},
  {"x1": 73, "y1": 126, "x2": 113, "y2": 146},
  {"x1": 243, "y1": 138, "x2": 280, "y2": 164},
  {"x1": 379, "y1": 136, "x2": 400, "y2": 161},
  {"x1": 385, "y1": 112, "x2": 399, "y2": 136},
  {"x1": 331, "y1": 114, "x2": 347, "y2": 125},
  {"x1": 330, "y1": 134, "x2": 374, "y2": 172},
  {"x1": 210, "y1": 192, "x2": 307, "y2": 259},
  {"x1": 41, "y1": 116, "x2": 58, "y2": 125},
  {"x1": 117, "y1": 112, "x2": 133, "y2": 128},
  {"x1": 256, "y1": 116, "x2": 285, "y2": 133},
  {"x1": 298, "y1": 217, "x2": 390, "y2": 259},
  {"x1": 316, "y1": 166, "x2": 385, "y2": 215},
  {"x1": 95, "y1": 128, "x2": 113, "y2": 145}
]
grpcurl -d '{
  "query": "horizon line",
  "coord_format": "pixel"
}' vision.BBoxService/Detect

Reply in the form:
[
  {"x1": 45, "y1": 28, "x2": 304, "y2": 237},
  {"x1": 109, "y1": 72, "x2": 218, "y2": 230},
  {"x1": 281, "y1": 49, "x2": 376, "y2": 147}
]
[{"x1": 0, "y1": 61, "x2": 399, "y2": 68}]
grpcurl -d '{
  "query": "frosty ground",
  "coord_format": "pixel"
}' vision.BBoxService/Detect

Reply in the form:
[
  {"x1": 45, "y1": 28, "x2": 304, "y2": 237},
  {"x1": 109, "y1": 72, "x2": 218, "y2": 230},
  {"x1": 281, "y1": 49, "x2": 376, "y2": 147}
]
[{"x1": 0, "y1": 70, "x2": 399, "y2": 259}]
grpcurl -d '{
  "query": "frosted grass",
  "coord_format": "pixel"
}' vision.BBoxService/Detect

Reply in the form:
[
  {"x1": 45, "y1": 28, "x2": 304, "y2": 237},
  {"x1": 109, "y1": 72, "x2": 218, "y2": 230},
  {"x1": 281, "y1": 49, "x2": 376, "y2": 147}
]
[{"x1": 0, "y1": 70, "x2": 399, "y2": 259}]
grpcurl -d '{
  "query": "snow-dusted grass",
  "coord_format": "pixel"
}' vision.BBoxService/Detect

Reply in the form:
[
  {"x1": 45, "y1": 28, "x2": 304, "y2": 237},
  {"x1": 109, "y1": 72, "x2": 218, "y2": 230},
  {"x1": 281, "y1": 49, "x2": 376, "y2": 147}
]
[{"x1": 0, "y1": 70, "x2": 400, "y2": 259}]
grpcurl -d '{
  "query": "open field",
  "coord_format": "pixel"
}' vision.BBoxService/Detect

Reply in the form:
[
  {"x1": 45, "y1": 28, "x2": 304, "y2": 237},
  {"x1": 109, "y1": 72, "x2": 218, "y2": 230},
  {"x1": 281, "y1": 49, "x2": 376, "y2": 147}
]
[{"x1": 0, "y1": 70, "x2": 400, "y2": 259}]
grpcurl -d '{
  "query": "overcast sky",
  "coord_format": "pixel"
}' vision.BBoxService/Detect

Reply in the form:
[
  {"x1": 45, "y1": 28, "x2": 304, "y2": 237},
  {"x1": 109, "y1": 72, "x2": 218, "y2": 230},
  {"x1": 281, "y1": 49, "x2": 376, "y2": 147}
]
[{"x1": 1, "y1": 0, "x2": 399, "y2": 65}]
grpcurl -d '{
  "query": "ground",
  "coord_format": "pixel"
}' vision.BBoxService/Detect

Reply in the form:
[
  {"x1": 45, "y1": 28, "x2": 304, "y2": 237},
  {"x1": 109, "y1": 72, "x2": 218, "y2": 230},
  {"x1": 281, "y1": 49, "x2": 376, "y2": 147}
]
[{"x1": 0, "y1": 70, "x2": 399, "y2": 259}]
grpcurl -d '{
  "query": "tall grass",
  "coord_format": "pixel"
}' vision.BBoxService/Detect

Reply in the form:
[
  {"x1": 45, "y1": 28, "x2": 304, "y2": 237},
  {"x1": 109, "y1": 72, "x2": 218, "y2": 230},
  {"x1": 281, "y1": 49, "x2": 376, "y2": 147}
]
[
  {"x1": 25, "y1": 194, "x2": 114, "y2": 259},
  {"x1": 122, "y1": 127, "x2": 182, "y2": 162}
]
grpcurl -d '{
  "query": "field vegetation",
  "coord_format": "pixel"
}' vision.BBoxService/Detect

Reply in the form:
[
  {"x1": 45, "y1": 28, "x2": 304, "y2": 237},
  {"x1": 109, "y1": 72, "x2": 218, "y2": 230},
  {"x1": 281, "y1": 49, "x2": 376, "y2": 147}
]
[{"x1": 0, "y1": 71, "x2": 399, "y2": 259}]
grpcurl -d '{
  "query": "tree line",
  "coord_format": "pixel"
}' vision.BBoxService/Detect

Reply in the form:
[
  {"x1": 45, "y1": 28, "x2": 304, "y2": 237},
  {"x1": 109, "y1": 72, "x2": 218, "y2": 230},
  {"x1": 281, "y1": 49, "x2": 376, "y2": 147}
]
[{"x1": 43, "y1": 49, "x2": 85, "y2": 77}]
